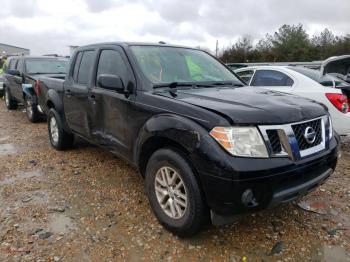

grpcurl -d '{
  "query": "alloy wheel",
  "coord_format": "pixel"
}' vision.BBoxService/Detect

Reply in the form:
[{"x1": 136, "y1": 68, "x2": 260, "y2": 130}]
[
  {"x1": 49, "y1": 116, "x2": 59, "y2": 143},
  {"x1": 4, "y1": 89, "x2": 9, "y2": 107},
  {"x1": 26, "y1": 99, "x2": 33, "y2": 119},
  {"x1": 154, "y1": 166, "x2": 188, "y2": 219}
]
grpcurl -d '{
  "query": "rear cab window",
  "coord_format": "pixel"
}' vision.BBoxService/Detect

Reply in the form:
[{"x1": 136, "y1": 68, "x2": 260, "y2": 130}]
[{"x1": 251, "y1": 70, "x2": 294, "y2": 86}]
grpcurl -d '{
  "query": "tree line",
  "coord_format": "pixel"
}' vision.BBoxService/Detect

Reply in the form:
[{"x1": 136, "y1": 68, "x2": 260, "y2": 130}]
[{"x1": 219, "y1": 24, "x2": 350, "y2": 63}]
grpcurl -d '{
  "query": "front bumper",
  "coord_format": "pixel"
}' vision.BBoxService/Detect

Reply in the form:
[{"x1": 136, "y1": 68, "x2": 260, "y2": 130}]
[{"x1": 195, "y1": 135, "x2": 339, "y2": 222}]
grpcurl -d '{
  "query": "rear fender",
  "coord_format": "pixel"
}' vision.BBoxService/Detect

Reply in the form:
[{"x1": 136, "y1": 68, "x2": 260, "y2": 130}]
[
  {"x1": 47, "y1": 89, "x2": 71, "y2": 133},
  {"x1": 47, "y1": 89, "x2": 64, "y2": 113}
]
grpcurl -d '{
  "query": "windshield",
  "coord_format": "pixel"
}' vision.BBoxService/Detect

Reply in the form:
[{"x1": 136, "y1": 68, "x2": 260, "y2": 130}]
[
  {"x1": 130, "y1": 46, "x2": 242, "y2": 86},
  {"x1": 289, "y1": 66, "x2": 350, "y2": 88},
  {"x1": 25, "y1": 59, "x2": 68, "y2": 74}
]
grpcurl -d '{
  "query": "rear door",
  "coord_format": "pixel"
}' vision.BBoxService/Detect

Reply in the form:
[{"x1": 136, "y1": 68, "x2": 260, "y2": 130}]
[
  {"x1": 88, "y1": 46, "x2": 134, "y2": 157},
  {"x1": 63, "y1": 50, "x2": 96, "y2": 137},
  {"x1": 6, "y1": 58, "x2": 19, "y2": 99},
  {"x1": 13, "y1": 59, "x2": 25, "y2": 101}
]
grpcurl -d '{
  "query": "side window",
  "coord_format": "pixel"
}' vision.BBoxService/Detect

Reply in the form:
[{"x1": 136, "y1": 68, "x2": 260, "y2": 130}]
[
  {"x1": 251, "y1": 70, "x2": 294, "y2": 87},
  {"x1": 72, "y1": 52, "x2": 83, "y2": 82},
  {"x1": 17, "y1": 59, "x2": 24, "y2": 72},
  {"x1": 236, "y1": 70, "x2": 255, "y2": 85},
  {"x1": 77, "y1": 51, "x2": 95, "y2": 85},
  {"x1": 96, "y1": 49, "x2": 128, "y2": 87},
  {"x1": 7, "y1": 60, "x2": 13, "y2": 70},
  {"x1": 9, "y1": 59, "x2": 17, "y2": 70}
]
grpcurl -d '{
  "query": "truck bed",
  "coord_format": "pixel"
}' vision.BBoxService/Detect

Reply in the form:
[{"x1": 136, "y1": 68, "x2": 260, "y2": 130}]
[{"x1": 37, "y1": 75, "x2": 65, "y2": 115}]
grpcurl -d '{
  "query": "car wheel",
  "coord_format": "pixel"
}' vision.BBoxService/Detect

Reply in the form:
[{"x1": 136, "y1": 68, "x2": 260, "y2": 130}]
[
  {"x1": 4, "y1": 87, "x2": 18, "y2": 110},
  {"x1": 25, "y1": 96, "x2": 40, "y2": 123},
  {"x1": 145, "y1": 148, "x2": 208, "y2": 237},
  {"x1": 48, "y1": 108, "x2": 74, "y2": 150}
]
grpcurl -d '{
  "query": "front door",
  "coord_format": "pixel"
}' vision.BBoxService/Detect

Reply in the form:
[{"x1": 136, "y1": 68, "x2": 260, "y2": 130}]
[{"x1": 88, "y1": 47, "x2": 134, "y2": 158}]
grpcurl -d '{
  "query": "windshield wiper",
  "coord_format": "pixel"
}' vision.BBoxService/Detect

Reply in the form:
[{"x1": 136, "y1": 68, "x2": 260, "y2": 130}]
[
  {"x1": 153, "y1": 82, "x2": 199, "y2": 89},
  {"x1": 29, "y1": 72, "x2": 53, "y2": 75},
  {"x1": 153, "y1": 81, "x2": 244, "y2": 89},
  {"x1": 208, "y1": 81, "x2": 244, "y2": 87}
]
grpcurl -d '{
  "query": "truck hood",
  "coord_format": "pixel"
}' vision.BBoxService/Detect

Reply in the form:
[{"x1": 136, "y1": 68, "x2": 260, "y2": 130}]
[{"x1": 156, "y1": 87, "x2": 326, "y2": 124}]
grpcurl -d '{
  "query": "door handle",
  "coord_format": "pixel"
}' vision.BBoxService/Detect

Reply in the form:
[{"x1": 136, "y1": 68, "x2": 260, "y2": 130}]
[
  {"x1": 88, "y1": 94, "x2": 96, "y2": 104},
  {"x1": 65, "y1": 89, "x2": 72, "y2": 97}
]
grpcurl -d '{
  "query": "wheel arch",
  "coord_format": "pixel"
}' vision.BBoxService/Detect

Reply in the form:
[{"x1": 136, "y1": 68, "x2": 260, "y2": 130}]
[
  {"x1": 47, "y1": 89, "x2": 64, "y2": 113},
  {"x1": 135, "y1": 114, "x2": 207, "y2": 178}
]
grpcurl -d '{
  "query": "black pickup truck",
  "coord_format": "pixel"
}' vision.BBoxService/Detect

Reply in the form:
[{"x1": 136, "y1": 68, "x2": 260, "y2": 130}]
[
  {"x1": 37, "y1": 42, "x2": 339, "y2": 236},
  {"x1": 3, "y1": 56, "x2": 67, "y2": 122}
]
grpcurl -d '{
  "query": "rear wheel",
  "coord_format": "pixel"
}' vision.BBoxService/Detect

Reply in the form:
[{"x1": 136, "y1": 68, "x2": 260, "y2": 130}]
[
  {"x1": 48, "y1": 108, "x2": 74, "y2": 150},
  {"x1": 4, "y1": 87, "x2": 18, "y2": 110},
  {"x1": 25, "y1": 96, "x2": 40, "y2": 123},
  {"x1": 145, "y1": 148, "x2": 208, "y2": 237}
]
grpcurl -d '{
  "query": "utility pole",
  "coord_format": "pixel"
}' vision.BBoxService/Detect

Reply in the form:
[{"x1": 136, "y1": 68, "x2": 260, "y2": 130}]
[{"x1": 215, "y1": 40, "x2": 219, "y2": 57}]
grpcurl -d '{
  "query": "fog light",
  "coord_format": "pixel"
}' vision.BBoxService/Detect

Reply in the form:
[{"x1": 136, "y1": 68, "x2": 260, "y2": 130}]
[{"x1": 241, "y1": 189, "x2": 258, "y2": 207}]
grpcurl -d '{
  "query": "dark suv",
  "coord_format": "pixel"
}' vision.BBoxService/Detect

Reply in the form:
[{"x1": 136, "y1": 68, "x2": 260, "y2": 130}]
[
  {"x1": 37, "y1": 43, "x2": 339, "y2": 236},
  {"x1": 3, "y1": 56, "x2": 67, "y2": 122}
]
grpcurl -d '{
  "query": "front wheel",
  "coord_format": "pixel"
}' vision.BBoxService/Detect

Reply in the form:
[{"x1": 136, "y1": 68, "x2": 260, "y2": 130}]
[
  {"x1": 145, "y1": 148, "x2": 208, "y2": 237},
  {"x1": 4, "y1": 87, "x2": 18, "y2": 110},
  {"x1": 25, "y1": 96, "x2": 40, "y2": 123},
  {"x1": 48, "y1": 108, "x2": 74, "y2": 150}
]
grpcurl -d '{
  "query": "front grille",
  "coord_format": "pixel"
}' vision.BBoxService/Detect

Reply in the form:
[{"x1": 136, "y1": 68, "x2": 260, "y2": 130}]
[
  {"x1": 259, "y1": 116, "x2": 327, "y2": 160},
  {"x1": 266, "y1": 130, "x2": 282, "y2": 154},
  {"x1": 292, "y1": 119, "x2": 322, "y2": 151}
]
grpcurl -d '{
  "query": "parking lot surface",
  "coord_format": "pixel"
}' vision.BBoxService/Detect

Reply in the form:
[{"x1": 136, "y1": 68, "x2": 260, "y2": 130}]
[{"x1": 0, "y1": 101, "x2": 349, "y2": 262}]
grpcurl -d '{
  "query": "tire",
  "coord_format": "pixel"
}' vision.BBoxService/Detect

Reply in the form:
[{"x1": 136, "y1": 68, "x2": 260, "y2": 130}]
[
  {"x1": 48, "y1": 108, "x2": 74, "y2": 150},
  {"x1": 4, "y1": 87, "x2": 18, "y2": 110},
  {"x1": 25, "y1": 96, "x2": 40, "y2": 123},
  {"x1": 145, "y1": 148, "x2": 208, "y2": 237}
]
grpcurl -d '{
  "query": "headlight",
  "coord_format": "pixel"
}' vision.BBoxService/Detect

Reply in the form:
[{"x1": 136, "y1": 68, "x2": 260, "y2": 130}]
[
  {"x1": 210, "y1": 126, "x2": 268, "y2": 158},
  {"x1": 329, "y1": 116, "x2": 333, "y2": 139}
]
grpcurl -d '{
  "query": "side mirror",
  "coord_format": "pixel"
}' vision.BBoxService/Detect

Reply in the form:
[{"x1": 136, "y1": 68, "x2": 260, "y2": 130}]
[
  {"x1": 7, "y1": 69, "x2": 21, "y2": 76},
  {"x1": 97, "y1": 74, "x2": 124, "y2": 92}
]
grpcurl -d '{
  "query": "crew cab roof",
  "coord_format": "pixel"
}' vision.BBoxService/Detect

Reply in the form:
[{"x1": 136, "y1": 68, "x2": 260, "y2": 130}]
[
  {"x1": 75, "y1": 42, "x2": 199, "y2": 51},
  {"x1": 7, "y1": 56, "x2": 67, "y2": 60}
]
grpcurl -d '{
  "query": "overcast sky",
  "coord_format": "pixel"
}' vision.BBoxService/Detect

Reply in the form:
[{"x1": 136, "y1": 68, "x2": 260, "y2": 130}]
[{"x1": 0, "y1": 0, "x2": 349, "y2": 55}]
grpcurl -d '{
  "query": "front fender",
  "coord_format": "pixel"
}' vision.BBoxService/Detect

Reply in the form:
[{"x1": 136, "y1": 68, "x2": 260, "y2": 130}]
[
  {"x1": 134, "y1": 113, "x2": 244, "y2": 183},
  {"x1": 134, "y1": 114, "x2": 206, "y2": 163},
  {"x1": 22, "y1": 84, "x2": 37, "y2": 103},
  {"x1": 22, "y1": 84, "x2": 35, "y2": 96}
]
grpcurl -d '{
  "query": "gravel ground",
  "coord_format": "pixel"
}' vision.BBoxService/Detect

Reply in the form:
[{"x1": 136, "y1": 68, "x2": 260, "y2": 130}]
[{"x1": 0, "y1": 100, "x2": 349, "y2": 262}]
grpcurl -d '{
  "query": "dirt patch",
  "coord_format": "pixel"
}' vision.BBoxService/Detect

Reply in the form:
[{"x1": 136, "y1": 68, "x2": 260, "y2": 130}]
[{"x1": 0, "y1": 101, "x2": 349, "y2": 261}]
